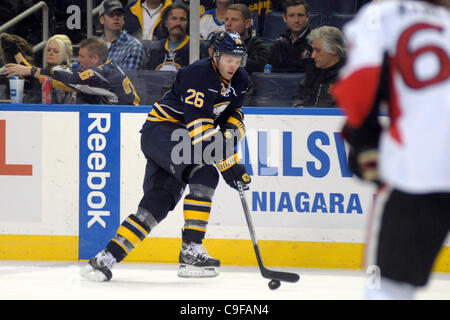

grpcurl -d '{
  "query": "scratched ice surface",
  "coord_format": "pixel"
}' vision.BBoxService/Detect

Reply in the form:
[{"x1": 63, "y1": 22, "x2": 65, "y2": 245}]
[{"x1": 0, "y1": 261, "x2": 449, "y2": 300}]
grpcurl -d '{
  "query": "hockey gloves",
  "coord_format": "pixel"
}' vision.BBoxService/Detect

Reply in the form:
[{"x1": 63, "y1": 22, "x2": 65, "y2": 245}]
[
  {"x1": 222, "y1": 117, "x2": 245, "y2": 148},
  {"x1": 216, "y1": 154, "x2": 251, "y2": 190},
  {"x1": 348, "y1": 146, "x2": 380, "y2": 182},
  {"x1": 342, "y1": 123, "x2": 381, "y2": 185}
]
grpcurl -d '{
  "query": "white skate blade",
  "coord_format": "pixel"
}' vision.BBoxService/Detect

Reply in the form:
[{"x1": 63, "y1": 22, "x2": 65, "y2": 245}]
[
  {"x1": 177, "y1": 264, "x2": 219, "y2": 278},
  {"x1": 80, "y1": 266, "x2": 109, "y2": 282}
]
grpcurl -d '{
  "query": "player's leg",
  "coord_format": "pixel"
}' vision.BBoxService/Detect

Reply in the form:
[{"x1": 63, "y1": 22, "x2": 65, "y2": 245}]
[
  {"x1": 365, "y1": 188, "x2": 450, "y2": 299},
  {"x1": 178, "y1": 164, "x2": 221, "y2": 278},
  {"x1": 82, "y1": 124, "x2": 187, "y2": 281},
  {"x1": 82, "y1": 161, "x2": 185, "y2": 281}
]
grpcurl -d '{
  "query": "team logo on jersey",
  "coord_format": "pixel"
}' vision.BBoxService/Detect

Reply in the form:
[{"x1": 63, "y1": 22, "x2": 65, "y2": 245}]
[
  {"x1": 220, "y1": 83, "x2": 237, "y2": 97},
  {"x1": 212, "y1": 101, "x2": 230, "y2": 118}
]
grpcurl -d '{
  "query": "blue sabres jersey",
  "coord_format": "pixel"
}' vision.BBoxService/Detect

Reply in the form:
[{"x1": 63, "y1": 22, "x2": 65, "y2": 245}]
[
  {"x1": 40, "y1": 60, "x2": 140, "y2": 105},
  {"x1": 143, "y1": 57, "x2": 249, "y2": 146}
]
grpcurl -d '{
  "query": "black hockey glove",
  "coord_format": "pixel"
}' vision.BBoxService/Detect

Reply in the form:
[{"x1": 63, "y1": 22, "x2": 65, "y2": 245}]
[
  {"x1": 343, "y1": 124, "x2": 381, "y2": 185},
  {"x1": 215, "y1": 154, "x2": 251, "y2": 190},
  {"x1": 348, "y1": 145, "x2": 379, "y2": 183}
]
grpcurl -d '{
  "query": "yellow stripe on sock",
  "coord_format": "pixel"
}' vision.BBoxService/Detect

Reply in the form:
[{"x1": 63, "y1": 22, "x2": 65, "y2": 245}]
[
  {"x1": 184, "y1": 210, "x2": 210, "y2": 222},
  {"x1": 117, "y1": 225, "x2": 142, "y2": 247}
]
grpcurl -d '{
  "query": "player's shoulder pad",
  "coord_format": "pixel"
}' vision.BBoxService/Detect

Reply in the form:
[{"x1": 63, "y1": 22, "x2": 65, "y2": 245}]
[
  {"x1": 178, "y1": 58, "x2": 220, "y2": 88},
  {"x1": 231, "y1": 67, "x2": 249, "y2": 95}
]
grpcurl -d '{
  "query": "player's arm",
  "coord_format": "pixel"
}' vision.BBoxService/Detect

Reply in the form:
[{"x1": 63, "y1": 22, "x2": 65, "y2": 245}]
[
  {"x1": 183, "y1": 88, "x2": 250, "y2": 190},
  {"x1": 221, "y1": 103, "x2": 245, "y2": 146},
  {"x1": 3, "y1": 61, "x2": 75, "y2": 92},
  {"x1": 220, "y1": 71, "x2": 249, "y2": 147},
  {"x1": 331, "y1": 4, "x2": 388, "y2": 183}
]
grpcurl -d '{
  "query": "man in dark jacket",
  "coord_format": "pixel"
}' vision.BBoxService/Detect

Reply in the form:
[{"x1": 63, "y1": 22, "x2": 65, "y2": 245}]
[
  {"x1": 269, "y1": 0, "x2": 312, "y2": 73},
  {"x1": 292, "y1": 26, "x2": 346, "y2": 107},
  {"x1": 145, "y1": 3, "x2": 191, "y2": 71},
  {"x1": 224, "y1": 3, "x2": 270, "y2": 74}
]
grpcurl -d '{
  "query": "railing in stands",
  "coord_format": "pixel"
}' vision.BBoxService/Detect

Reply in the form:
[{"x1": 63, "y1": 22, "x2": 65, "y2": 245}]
[
  {"x1": 0, "y1": 1, "x2": 49, "y2": 66},
  {"x1": 87, "y1": 0, "x2": 103, "y2": 38}
]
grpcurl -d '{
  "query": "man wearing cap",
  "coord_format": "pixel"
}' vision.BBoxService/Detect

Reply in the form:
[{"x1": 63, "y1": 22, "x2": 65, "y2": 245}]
[{"x1": 100, "y1": 0, "x2": 147, "y2": 70}]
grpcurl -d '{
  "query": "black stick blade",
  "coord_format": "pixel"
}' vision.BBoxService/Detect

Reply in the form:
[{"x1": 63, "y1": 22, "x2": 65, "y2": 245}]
[{"x1": 260, "y1": 267, "x2": 300, "y2": 283}]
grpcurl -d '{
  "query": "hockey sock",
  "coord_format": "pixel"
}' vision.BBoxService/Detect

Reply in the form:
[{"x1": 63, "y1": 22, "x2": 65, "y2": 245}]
[
  {"x1": 182, "y1": 165, "x2": 218, "y2": 244},
  {"x1": 182, "y1": 194, "x2": 212, "y2": 244},
  {"x1": 106, "y1": 190, "x2": 175, "y2": 262},
  {"x1": 106, "y1": 208, "x2": 157, "y2": 262}
]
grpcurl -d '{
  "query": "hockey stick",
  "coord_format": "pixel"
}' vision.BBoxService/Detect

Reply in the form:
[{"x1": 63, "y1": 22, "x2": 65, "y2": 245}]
[{"x1": 237, "y1": 181, "x2": 300, "y2": 286}]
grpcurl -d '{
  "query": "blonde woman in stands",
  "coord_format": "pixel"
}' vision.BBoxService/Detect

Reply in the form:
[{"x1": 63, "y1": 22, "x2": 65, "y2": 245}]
[{"x1": 43, "y1": 34, "x2": 76, "y2": 104}]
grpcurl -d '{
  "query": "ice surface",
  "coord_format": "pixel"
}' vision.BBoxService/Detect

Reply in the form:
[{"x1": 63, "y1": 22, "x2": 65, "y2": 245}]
[{"x1": 0, "y1": 261, "x2": 448, "y2": 301}]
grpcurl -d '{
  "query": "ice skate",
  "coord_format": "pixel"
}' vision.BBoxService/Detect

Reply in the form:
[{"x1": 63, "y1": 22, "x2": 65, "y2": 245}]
[
  {"x1": 80, "y1": 250, "x2": 116, "y2": 282},
  {"x1": 177, "y1": 241, "x2": 220, "y2": 278}
]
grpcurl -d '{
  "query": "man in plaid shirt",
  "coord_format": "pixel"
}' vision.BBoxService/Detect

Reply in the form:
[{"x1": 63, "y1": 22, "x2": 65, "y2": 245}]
[{"x1": 100, "y1": 0, "x2": 147, "y2": 70}]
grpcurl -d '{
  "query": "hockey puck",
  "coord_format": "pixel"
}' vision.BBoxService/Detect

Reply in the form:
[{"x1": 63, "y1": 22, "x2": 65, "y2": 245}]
[{"x1": 268, "y1": 279, "x2": 281, "y2": 290}]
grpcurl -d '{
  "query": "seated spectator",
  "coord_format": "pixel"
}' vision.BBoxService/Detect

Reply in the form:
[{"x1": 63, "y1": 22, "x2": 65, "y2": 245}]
[
  {"x1": 0, "y1": 33, "x2": 41, "y2": 103},
  {"x1": 124, "y1": 0, "x2": 173, "y2": 40},
  {"x1": 236, "y1": 0, "x2": 283, "y2": 36},
  {"x1": 199, "y1": 0, "x2": 232, "y2": 40},
  {"x1": 292, "y1": 26, "x2": 346, "y2": 107},
  {"x1": 43, "y1": 34, "x2": 76, "y2": 104},
  {"x1": 144, "y1": 3, "x2": 193, "y2": 71},
  {"x1": 100, "y1": 0, "x2": 147, "y2": 70},
  {"x1": 224, "y1": 3, "x2": 270, "y2": 74},
  {"x1": 4, "y1": 36, "x2": 141, "y2": 105},
  {"x1": 268, "y1": 0, "x2": 312, "y2": 73}
]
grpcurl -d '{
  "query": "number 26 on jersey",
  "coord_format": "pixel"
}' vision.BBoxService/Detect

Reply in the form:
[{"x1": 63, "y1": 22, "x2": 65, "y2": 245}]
[{"x1": 185, "y1": 89, "x2": 205, "y2": 108}]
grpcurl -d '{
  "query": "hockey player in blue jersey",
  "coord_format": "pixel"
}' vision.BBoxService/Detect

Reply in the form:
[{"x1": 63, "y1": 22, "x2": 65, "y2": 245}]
[
  {"x1": 4, "y1": 36, "x2": 140, "y2": 105},
  {"x1": 82, "y1": 31, "x2": 251, "y2": 281}
]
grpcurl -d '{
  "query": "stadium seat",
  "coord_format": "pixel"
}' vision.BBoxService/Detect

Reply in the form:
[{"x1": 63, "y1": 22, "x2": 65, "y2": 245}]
[
  {"x1": 306, "y1": 0, "x2": 333, "y2": 14},
  {"x1": 126, "y1": 70, "x2": 177, "y2": 106},
  {"x1": 308, "y1": 12, "x2": 323, "y2": 29},
  {"x1": 330, "y1": 0, "x2": 358, "y2": 14},
  {"x1": 247, "y1": 72, "x2": 306, "y2": 107},
  {"x1": 262, "y1": 11, "x2": 286, "y2": 40},
  {"x1": 307, "y1": 0, "x2": 358, "y2": 14},
  {"x1": 328, "y1": 13, "x2": 355, "y2": 31}
]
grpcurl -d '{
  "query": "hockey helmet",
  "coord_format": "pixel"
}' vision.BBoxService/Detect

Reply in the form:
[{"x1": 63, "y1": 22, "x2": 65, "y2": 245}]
[{"x1": 211, "y1": 31, "x2": 247, "y2": 67}]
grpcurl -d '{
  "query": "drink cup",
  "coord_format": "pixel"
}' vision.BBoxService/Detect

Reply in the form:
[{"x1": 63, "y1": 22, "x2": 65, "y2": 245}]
[{"x1": 9, "y1": 77, "x2": 25, "y2": 104}]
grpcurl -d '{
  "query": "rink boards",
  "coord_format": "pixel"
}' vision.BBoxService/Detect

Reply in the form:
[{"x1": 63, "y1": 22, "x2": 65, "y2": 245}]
[{"x1": 0, "y1": 104, "x2": 448, "y2": 272}]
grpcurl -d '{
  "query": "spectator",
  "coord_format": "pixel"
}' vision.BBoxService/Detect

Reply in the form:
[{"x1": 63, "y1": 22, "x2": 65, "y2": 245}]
[
  {"x1": 4, "y1": 36, "x2": 141, "y2": 105},
  {"x1": 145, "y1": 3, "x2": 195, "y2": 71},
  {"x1": 0, "y1": 33, "x2": 41, "y2": 103},
  {"x1": 292, "y1": 26, "x2": 346, "y2": 107},
  {"x1": 42, "y1": 34, "x2": 76, "y2": 104},
  {"x1": 100, "y1": 0, "x2": 147, "y2": 70},
  {"x1": 199, "y1": 0, "x2": 232, "y2": 40},
  {"x1": 224, "y1": 3, "x2": 270, "y2": 74},
  {"x1": 124, "y1": 0, "x2": 173, "y2": 40},
  {"x1": 236, "y1": 0, "x2": 283, "y2": 36},
  {"x1": 268, "y1": 0, "x2": 312, "y2": 73}
]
